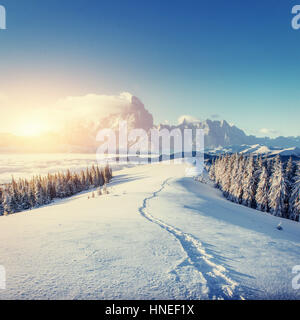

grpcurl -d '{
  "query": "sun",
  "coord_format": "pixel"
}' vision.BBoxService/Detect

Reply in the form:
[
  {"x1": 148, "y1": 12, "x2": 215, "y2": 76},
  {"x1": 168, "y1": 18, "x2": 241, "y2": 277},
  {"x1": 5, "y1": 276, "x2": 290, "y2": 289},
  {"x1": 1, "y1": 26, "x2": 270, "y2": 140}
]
[
  {"x1": 13, "y1": 116, "x2": 51, "y2": 137},
  {"x1": 15, "y1": 123, "x2": 46, "y2": 137}
]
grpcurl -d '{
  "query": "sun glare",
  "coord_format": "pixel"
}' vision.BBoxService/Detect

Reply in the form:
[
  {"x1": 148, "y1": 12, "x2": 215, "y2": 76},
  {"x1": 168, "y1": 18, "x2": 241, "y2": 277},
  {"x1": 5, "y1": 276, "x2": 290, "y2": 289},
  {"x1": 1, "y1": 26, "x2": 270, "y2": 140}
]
[{"x1": 14, "y1": 122, "x2": 48, "y2": 137}]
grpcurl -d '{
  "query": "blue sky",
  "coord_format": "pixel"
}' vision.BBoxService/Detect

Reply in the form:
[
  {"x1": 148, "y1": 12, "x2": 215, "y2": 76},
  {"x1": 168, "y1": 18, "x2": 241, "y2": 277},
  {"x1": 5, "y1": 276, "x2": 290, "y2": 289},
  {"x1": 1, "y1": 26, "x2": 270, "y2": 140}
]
[{"x1": 0, "y1": 0, "x2": 299, "y2": 137}]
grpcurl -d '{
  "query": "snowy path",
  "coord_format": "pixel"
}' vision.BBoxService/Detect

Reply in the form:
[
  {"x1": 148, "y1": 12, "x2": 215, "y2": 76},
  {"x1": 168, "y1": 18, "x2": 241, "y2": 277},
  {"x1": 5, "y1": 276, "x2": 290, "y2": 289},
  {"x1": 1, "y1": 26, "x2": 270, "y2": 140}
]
[
  {"x1": 139, "y1": 178, "x2": 243, "y2": 300},
  {"x1": 0, "y1": 163, "x2": 300, "y2": 299}
]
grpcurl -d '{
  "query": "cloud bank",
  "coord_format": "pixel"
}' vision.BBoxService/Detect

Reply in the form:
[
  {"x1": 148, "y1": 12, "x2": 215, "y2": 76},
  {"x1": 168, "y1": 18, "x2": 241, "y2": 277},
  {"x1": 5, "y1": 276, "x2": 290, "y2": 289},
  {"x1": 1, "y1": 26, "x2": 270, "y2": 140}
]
[
  {"x1": 54, "y1": 92, "x2": 133, "y2": 125},
  {"x1": 177, "y1": 115, "x2": 201, "y2": 124},
  {"x1": 0, "y1": 91, "x2": 135, "y2": 135},
  {"x1": 259, "y1": 128, "x2": 280, "y2": 136}
]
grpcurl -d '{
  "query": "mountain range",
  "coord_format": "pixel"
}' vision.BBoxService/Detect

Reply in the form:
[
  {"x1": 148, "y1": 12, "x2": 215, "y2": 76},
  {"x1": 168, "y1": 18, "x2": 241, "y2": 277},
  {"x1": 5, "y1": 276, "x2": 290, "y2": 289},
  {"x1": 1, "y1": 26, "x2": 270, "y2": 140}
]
[
  {"x1": 0, "y1": 95, "x2": 299, "y2": 153},
  {"x1": 97, "y1": 96, "x2": 300, "y2": 150}
]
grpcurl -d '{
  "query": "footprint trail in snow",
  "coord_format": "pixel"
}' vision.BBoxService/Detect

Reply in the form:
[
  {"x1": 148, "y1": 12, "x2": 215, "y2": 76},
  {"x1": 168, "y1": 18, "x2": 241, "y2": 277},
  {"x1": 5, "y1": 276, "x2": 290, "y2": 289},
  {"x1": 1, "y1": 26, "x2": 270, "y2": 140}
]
[{"x1": 138, "y1": 178, "x2": 245, "y2": 300}]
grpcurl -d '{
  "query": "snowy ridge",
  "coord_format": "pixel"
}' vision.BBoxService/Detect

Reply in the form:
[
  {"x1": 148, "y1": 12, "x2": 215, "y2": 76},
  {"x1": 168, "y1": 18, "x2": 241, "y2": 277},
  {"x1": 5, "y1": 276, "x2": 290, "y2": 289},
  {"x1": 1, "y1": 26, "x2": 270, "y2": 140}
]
[
  {"x1": 206, "y1": 144, "x2": 300, "y2": 157},
  {"x1": 138, "y1": 178, "x2": 244, "y2": 300}
]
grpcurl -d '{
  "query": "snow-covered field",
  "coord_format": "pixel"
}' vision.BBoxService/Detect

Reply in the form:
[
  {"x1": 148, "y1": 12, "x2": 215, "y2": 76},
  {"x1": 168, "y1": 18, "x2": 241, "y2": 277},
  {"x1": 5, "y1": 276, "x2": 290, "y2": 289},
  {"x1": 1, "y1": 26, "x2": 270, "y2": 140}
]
[{"x1": 0, "y1": 162, "x2": 299, "y2": 300}]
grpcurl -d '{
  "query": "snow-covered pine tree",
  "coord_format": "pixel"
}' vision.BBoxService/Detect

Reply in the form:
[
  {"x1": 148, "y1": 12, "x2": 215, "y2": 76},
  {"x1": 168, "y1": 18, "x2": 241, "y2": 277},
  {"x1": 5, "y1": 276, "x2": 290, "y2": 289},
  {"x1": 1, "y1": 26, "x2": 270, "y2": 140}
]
[
  {"x1": 104, "y1": 164, "x2": 112, "y2": 183},
  {"x1": 67, "y1": 178, "x2": 75, "y2": 197},
  {"x1": 57, "y1": 174, "x2": 67, "y2": 199},
  {"x1": 232, "y1": 155, "x2": 246, "y2": 204},
  {"x1": 213, "y1": 156, "x2": 220, "y2": 187},
  {"x1": 285, "y1": 157, "x2": 296, "y2": 218},
  {"x1": 44, "y1": 179, "x2": 52, "y2": 204},
  {"x1": 96, "y1": 166, "x2": 104, "y2": 187},
  {"x1": 20, "y1": 187, "x2": 31, "y2": 210},
  {"x1": 10, "y1": 177, "x2": 21, "y2": 212},
  {"x1": 228, "y1": 154, "x2": 241, "y2": 202},
  {"x1": 28, "y1": 181, "x2": 36, "y2": 208},
  {"x1": 222, "y1": 154, "x2": 236, "y2": 198},
  {"x1": 257, "y1": 155, "x2": 263, "y2": 169},
  {"x1": 3, "y1": 190, "x2": 13, "y2": 214},
  {"x1": 0, "y1": 188, "x2": 4, "y2": 215},
  {"x1": 208, "y1": 159, "x2": 216, "y2": 182},
  {"x1": 242, "y1": 156, "x2": 257, "y2": 208},
  {"x1": 49, "y1": 174, "x2": 57, "y2": 199},
  {"x1": 268, "y1": 156, "x2": 288, "y2": 217},
  {"x1": 34, "y1": 180, "x2": 44, "y2": 207},
  {"x1": 215, "y1": 155, "x2": 228, "y2": 190},
  {"x1": 286, "y1": 157, "x2": 295, "y2": 182},
  {"x1": 72, "y1": 173, "x2": 82, "y2": 193},
  {"x1": 255, "y1": 165, "x2": 269, "y2": 212},
  {"x1": 91, "y1": 165, "x2": 98, "y2": 187},
  {"x1": 80, "y1": 171, "x2": 87, "y2": 190},
  {"x1": 289, "y1": 163, "x2": 300, "y2": 221},
  {"x1": 86, "y1": 168, "x2": 93, "y2": 187},
  {"x1": 214, "y1": 156, "x2": 224, "y2": 189}
]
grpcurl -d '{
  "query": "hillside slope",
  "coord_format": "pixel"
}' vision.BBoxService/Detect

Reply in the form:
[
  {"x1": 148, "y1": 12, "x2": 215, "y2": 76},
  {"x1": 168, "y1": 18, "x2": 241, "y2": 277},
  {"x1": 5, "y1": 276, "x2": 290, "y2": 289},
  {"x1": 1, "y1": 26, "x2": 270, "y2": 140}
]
[{"x1": 0, "y1": 163, "x2": 299, "y2": 299}]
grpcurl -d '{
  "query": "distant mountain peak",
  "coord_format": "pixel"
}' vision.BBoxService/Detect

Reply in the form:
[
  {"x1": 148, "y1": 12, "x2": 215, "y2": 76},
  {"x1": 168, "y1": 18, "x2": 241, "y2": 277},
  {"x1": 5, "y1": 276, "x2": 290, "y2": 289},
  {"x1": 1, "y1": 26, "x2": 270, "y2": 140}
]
[{"x1": 98, "y1": 95, "x2": 154, "y2": 132}]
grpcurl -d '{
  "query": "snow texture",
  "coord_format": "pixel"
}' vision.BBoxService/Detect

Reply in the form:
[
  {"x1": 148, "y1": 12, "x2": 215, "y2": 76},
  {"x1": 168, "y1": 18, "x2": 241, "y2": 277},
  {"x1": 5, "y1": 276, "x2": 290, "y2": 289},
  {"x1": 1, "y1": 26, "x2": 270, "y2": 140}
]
[{"x1": 0, "y1": 162, "x2": 299, "y2": 299}]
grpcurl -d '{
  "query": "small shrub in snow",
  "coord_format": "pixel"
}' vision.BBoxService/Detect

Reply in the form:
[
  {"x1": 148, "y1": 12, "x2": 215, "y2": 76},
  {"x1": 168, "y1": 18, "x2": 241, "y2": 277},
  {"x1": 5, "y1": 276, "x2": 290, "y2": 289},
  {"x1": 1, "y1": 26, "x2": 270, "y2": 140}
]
[
  {"x1": 103, "y1": 184, "x2": 109, "y2": 195},
  {"x1": 277, "y1": 223, "x2": 283, "y2": 230}
]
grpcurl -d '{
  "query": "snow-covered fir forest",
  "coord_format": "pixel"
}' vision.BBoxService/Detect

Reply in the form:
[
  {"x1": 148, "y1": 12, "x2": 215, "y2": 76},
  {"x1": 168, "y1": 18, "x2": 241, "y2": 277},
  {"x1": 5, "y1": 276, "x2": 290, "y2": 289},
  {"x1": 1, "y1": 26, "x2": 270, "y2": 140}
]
[
  {"x1": 208, "y1": 155, "x2": 300, "y2": 221},
  {"x1": 0, "y1": 164, "x2": 112, "y2": 215}
]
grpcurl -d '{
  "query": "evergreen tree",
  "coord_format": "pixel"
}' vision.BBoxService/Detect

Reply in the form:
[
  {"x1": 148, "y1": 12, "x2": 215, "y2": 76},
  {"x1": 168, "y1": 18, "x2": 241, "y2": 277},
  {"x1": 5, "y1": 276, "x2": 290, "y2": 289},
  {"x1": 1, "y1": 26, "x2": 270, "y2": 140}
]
[
  {"x1": 209, "y1": 159, "x2": 216, "y2": 182},
  {"x1": 28, "y1": 182, "x2": 36, "y2": 208},
  {"x1": 20, "y1": 189, "x2": 31, "y2": 210},
  {"x1": 34, "y1": 180, "x2": 44, "y2": 206},
  {"x1": 56, "y1": 176, "x2": 65, "y2": 199},
  {"x1": 255, "y1": 166, "x2": 269, "y2": 212},
  {"x1": 268, "y1": 156, "x2": 288, "y2": 217},
  {"x1": 286, "y1": 157, "x2": 296, "y2": 218},
  {"x1": 96, "y1": 166, "x2": 104, "y2": 187},
  {"x1": 232, "y1": 155, "x2": 246, "y2": 204},
  {"x1": 0, "y1": 188, "x2": 4, "y2": 215},
  {"x1": 104, "y1": 164, "x2": 112, "y2": 183},
  {"x1": 3, "y1": 191, "x2": 13, "y2": 214},
  {"x1": 222, "y1": 154, "x2": 235, "y2": 198},
  {"x1": 242, "y1": 156, "x2": 257, "y2": 208},
  {"x1": 290, "y1": 163, "x2": 300, "y2": 221},
  {"x1": 228, "y1": 154, "x2": 241, "y2": 202}
]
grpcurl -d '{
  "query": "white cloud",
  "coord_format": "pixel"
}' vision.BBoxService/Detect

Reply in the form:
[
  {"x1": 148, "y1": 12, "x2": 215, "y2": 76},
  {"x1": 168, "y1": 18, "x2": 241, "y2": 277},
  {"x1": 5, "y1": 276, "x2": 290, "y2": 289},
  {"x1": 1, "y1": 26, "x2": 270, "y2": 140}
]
[
  {"x1": 0, "y1": 91, "x2": 134, "y2": 134},
  {"x1": 54, "y1": 92, "x2": 133, "y2": 122},
  {"x1": 177, "y1": 115, "x2": 201, "y2": 124},
  {"x1": 259, "y1": 128, "x2": 280, "y2": 136}
]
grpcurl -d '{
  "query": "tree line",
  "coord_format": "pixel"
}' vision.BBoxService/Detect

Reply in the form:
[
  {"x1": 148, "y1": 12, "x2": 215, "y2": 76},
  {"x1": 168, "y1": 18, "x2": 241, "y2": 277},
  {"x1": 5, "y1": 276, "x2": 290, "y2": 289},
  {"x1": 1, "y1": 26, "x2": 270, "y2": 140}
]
[
  {"x1": 208, "y1": 154, "x2": 300, "y2": 221},
  {"x1": 0, "y1": 164, "x2": 112, "y2": 216}
]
